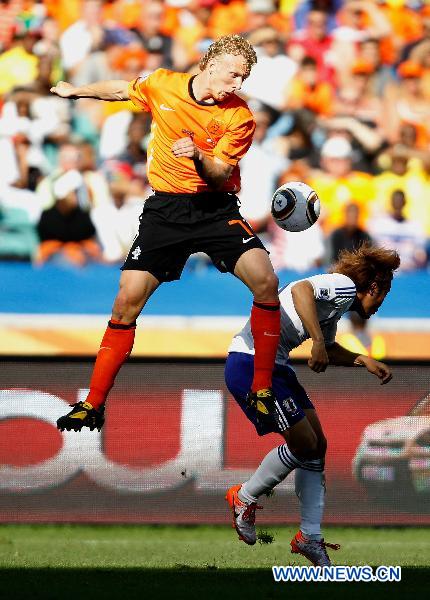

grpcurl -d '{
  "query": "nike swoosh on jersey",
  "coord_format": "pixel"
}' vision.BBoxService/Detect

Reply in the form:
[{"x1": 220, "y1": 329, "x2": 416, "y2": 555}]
[
  {"x1": 242, "y1": 237, "x2": 254, "y2": 244},
  {"x1": 160, "y1": 103, "x2": 175, "y2": 111}
]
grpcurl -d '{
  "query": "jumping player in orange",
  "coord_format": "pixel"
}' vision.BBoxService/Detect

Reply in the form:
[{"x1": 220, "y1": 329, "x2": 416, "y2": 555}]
[{"x1": 51, "y1": 35, "x2": 281, "y2": 432}]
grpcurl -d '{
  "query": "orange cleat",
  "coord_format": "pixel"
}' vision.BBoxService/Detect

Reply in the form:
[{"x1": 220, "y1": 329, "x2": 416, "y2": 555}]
[
  {"x1": 290, "y1": 530, "x2": 340, "y2": 566},
  {"x1": 225, "y1": 484, "x2": 262, "y2": 546}
]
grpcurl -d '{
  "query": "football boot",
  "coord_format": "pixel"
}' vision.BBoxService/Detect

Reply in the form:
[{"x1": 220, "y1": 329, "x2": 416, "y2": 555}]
[
  {"x1": 57, "y1": 401, "x2": 105, "y2": 432},
  {"x1": 290, "y1": 530, "x2": 340, "y2": 567},
  {"x1": 225, "y1": 484, "x2": 262, "y2": 545}
]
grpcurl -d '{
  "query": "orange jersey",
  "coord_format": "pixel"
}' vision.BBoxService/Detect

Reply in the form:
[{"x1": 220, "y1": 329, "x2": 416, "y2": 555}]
[{"x1": 128, "y1": 69, "x2": 255, "y2": 193}]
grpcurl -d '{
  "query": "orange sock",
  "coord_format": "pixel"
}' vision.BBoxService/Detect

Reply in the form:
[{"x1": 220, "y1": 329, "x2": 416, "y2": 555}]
[
  {"x1": 86, "y1": 319, "x2": 136, "y2": 410},
  {"x1": 251, "y1": 301, "x2": 280, "y2": 392}
]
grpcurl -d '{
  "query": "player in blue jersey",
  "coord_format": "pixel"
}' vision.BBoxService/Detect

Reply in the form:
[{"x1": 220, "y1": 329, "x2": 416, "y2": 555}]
[{"x1": 225, "y1": 243, "x2": 400, "y2": 566}]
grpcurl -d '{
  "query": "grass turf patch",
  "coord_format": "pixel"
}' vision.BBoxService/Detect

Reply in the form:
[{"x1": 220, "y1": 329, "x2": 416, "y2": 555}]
[{"x1": 0, "y1": 525, "x2": 429, "y2": 599}]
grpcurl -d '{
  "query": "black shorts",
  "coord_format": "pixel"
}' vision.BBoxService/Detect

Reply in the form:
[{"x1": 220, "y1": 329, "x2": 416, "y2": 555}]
[{"x1": 122, "y1": 191, "x2": 267, "y2": 282}]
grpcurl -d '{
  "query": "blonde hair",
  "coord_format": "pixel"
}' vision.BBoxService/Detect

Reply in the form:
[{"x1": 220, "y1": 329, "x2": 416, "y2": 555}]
[
  {"x1": 331, "y1": 243, "x2": 400, "y2": 292},
  {"x1": 199, "y1": 34, "x2": 257, "y2": 78}
]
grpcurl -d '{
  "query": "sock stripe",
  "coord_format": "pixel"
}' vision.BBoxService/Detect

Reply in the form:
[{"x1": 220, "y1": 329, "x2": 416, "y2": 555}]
[
  {"x1": 252, "y1": 301, "x2": 280, "y2": 311},
  {"x1": 280, "y1": 445, "x2": 302, "y2": 466},
  {"x1": 297, "y1": 458, "x2": 325, "y2": 473},
  {"x1": 278, "y1": 445, "x2": 301, "y2": 470},
  {"x1": 277, "y1": 450, "x2": 297, "y2": 471},
  {"x1": 297, "y1": 464, "x2": 324, "y2": 472},
  {"x1": 306, "y1": 459, "x2": 324, "y2": 467},
  {"x1": 277, "y1": 446, "x2": 293, "y2": 468},
  {"x1": 278, "y1": 445, "x2": 325, "y2": 472},
  {"x1": 108, "y1": 320, "x2": 137, "y2": 330}
]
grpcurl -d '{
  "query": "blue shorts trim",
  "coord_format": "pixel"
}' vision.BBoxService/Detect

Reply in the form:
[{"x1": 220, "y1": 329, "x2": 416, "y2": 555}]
[{"x1": 224, "y1": 352, "x2": 314, "y2": 436}]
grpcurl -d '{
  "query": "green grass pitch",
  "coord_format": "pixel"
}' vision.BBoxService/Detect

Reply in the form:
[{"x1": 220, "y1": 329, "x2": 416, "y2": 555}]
[{"x1": 0, "y1": 525, "x2": 429, "y2": 599}]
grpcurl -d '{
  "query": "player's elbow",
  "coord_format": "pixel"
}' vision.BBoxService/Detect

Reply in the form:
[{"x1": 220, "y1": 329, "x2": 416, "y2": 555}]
[
  {"x1": 208, "y1": 159, "x2": 233, "y2": 190},
  {"x1": 211, "y1": 177, "x2": 228, "y2": 191},
  {"x1": 113, "y1": 80, "x2": 130, "y2": 101},
  {"x1": 293, "y1": 281, "x2": 314, "y2": 296},
  {"x1": 213, "y1": 166, "x2": 233, "y2": 190}
]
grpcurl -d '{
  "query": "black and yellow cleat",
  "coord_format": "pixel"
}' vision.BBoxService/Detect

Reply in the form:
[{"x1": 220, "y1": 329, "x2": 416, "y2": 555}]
[
  {"x1": 246, "y1": 388, "x2": 286, "y2": 433},
  {"x1": 56, "y1": 401, "x2": 105, "y2": 432}
]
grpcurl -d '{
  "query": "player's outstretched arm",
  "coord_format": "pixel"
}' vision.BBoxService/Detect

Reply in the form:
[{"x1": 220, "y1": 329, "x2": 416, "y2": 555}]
[
  {"x1": 50, "y1": 80, "x2": 130, "y2": 102},
  {"x1": 327, "y1": 342, "x2": 392, "y2": 385},
  {"x1": 291, "y1": 281, "x2": 329, "y2": 373}
]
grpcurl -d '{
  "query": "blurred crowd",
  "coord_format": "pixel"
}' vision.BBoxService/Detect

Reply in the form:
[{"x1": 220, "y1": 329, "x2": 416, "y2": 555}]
[{"x1": 0, "y1": 0, "x2": 430, "y2": 272}]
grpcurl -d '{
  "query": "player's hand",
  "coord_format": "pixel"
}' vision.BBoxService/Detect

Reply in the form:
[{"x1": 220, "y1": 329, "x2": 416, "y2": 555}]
[
  {"x1": 50, "y1": 81, "x2": 77, "y2": 98},
  {"x1": 171, "y1": 137, "x2": 200, "y2": 160},
  {"x1": 360, "y1": 356, "x2": 393, "y2": 385},
  {"x1": 308, "y1": 340, "x2": 329, "y2": 373}
]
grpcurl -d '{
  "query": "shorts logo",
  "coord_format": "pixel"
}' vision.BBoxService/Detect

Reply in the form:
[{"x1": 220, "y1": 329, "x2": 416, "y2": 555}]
[
  {"x1": 318, "y1": 288, "x2": 330, "y2": 300},
  {"x1": 282, "y1": 397, "x2": 297, "y2": 413},
  {"x1": 256, "y1": 400, "x2": 269, "y2": 415},
  {"x1": 131, "y1": 246, "x2": 141, "y2": 260}
]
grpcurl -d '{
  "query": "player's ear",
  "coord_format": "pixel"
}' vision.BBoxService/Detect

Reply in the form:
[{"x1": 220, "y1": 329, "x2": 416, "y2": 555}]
[
  {"x1": 207, "y1": 58, "x2": 217, "y2": 74},
  {"x1": 368, "y1": 281, "x2": 378, "y2": 295}
]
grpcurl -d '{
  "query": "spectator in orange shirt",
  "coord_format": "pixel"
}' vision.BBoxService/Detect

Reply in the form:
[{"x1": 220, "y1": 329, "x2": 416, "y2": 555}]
[
  {"x1": 384, "y1": 60, "x2": 430, "y2": 146},
  {"x1": 43, "y1": 0, "x2": 81, "y2": 33},
  {"x1": 379, "y1": 0, "x2": 422, "y2": 56},
  {"x1": 399, "y1": 4, "x2": 430, "y2": 63},
  {"x1": 331, "y1": 0, "x2": 392, "y2": 79},
  {"x1": 207, "y1": 0, "x2": 248, "y2": 39},
  {"x1": 171, "y1": 0, "x2": 213, "y2": 68},
  {"x1": 333, "y1": 0, "x2": 392, "y2": 44},
  {"x1": 407, "y1": 19, "x2": 430, "y2": 102},
  {"x1": 130, "y1": 0, "x2": 187, "y2": 71},
  {"x1": 356, "y1": 37, "x2": 394, "y2": 96},
  {"x1": 101, "y1": 0, "x2": 142, "y2": 30},
  {"x1": 333, "y1": 59, "x2": 383, "y2": 127},
  {"x1": 318, "y1": 59, "x2": 384, "y2": 173},
  {"x1": 283, "y1": 55, "x2": 334, "y2": 116}
]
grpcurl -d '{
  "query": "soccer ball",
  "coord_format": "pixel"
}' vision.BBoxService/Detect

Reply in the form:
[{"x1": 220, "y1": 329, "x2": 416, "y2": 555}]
[{"x1": 271, "y1": 181, "x2": 320, "y2": 232}]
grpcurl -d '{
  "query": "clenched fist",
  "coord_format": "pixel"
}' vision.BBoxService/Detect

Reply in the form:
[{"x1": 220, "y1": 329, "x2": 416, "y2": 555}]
[
  {"x1": 50, "y1": 81, "x2": 77, "y2": 98},
  {"x1": 171, "y1": 137, "x2": 200, "y2": 160}
]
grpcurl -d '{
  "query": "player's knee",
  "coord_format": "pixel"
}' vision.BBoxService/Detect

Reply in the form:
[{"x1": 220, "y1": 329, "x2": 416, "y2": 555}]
[
  {"x1": 253, "y1": 272, "x2": 279, "y2": 301},
  {"x1": 290, "y1": 428, "x2": 319, "y2": 459},
  {"x1": 113, "y1": 289, "x2": 142, "y2": 321}
]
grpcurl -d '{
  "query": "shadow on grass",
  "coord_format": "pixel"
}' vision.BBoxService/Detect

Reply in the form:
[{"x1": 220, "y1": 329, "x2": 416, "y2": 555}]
[{"x1": 0, "y1": 567, "x2": 428, "y2": 600}]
